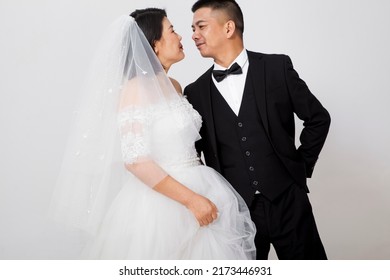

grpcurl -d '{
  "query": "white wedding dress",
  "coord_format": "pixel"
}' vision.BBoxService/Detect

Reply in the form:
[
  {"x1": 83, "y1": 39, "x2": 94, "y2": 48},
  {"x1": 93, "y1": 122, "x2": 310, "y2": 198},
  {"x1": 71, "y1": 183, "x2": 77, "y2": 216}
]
[{"x1": 81, "y1": 95, "x2": 256, "y2": 260}]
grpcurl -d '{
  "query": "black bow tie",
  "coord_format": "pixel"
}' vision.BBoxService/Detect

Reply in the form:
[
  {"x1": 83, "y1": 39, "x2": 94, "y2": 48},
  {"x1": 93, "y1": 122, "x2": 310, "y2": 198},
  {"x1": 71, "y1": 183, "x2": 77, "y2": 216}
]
[{"x1": 212, "y1": 62, "x2": 243, "y2": 82}]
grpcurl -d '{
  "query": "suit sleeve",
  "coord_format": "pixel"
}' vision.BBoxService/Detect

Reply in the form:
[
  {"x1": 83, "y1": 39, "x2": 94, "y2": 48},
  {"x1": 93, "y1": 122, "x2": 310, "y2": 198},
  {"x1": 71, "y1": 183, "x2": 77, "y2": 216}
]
[{"x1": 283, "y1": 55, "x2": 331, "y2": 177}]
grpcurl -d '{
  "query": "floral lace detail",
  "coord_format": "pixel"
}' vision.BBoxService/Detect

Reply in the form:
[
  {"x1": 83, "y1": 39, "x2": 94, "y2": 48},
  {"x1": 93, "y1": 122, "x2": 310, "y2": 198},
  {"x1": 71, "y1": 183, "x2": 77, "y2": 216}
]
[
  {"x1": 117, "y1": 96, "x2": 202, "y2": 165},
  {"x1": 120, "y1": 133, "x2": 150, "y2": 164},
  {"x1": 117, "y1": 106, "x2": 152, "y2": 164},
  {"x1": 169, "y1": 97, "x2": 202, "y2": 131}
]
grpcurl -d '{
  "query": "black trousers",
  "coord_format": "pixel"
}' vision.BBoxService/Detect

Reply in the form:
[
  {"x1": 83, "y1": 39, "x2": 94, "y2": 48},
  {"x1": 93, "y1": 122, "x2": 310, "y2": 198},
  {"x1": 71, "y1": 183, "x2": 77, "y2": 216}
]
[{"x1": 249, "y1": 183, "x2": 327, "y2": 260}]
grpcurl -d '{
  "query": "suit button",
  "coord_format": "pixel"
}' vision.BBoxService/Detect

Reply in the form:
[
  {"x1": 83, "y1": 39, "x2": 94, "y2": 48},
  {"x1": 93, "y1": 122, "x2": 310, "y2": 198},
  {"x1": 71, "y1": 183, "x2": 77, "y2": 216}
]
[
  {"x1": 241, "y1": 136, "x2": 247, "y2": 142},
  {"x1": 249, "y1": 166, "x2": 254, "y2": 171},
  {"x1": 245, "y1": 151, "x2": 251, "y2": 156},
  {"x1": 238, "y1": 122, "x2": 243, "y2": 127},
  {"x1": 253, "y1": 181, "x2": 259, "y2": 186}
]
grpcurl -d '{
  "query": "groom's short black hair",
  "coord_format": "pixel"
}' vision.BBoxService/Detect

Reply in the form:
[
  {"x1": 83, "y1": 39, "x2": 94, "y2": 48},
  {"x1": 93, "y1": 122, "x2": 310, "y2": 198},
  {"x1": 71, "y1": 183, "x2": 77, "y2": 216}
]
[{"x1": 191, "y1": 0, "x2": 244, "y2": 37}]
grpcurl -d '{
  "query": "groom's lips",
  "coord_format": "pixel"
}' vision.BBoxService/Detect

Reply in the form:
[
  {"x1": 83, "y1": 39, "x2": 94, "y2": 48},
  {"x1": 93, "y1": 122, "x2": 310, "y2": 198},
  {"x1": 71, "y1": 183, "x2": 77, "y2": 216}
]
[{"x1": 196, "y1": 42, "x2": 205, "y2": 49}]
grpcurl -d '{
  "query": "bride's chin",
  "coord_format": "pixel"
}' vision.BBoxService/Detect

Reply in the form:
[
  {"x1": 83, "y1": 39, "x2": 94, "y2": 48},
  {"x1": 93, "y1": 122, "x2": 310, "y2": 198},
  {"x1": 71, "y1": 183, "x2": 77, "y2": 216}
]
[{"x1": 175, "y1": 53, "x2": 185, "y2": 63}]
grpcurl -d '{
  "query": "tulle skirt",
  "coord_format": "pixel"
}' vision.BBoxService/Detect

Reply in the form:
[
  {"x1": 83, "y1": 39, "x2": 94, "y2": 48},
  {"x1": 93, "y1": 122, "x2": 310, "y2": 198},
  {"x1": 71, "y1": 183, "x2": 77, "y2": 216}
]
[{"x1": 82, "y1": 165, "x2": 256, "y2": 259}]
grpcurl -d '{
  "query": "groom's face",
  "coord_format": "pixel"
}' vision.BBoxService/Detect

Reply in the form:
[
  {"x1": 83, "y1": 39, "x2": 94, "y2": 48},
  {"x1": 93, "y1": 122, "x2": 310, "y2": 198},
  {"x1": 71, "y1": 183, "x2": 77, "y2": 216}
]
[{"x1": 191, "y1": 7, "x2": 228, "y2": 59}]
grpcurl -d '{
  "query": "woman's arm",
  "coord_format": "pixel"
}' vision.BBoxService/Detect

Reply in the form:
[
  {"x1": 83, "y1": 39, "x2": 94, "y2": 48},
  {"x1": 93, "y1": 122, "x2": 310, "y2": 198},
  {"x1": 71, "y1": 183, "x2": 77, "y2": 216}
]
[{"x1": 125, "y1": 162, "x2": 218, "y2": 226}]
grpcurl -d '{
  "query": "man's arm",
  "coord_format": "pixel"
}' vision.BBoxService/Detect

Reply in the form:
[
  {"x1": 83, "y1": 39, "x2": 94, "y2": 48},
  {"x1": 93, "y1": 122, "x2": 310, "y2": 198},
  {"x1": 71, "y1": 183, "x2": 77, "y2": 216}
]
[{"x1": 284, "y1": 55, "x2": 331, "y2": 177}]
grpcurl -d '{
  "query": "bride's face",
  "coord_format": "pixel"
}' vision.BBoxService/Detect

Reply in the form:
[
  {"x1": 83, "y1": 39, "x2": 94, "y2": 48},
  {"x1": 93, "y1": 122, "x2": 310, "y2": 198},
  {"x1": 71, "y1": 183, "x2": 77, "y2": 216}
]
[{"x1": 154, "y1": 17, "x2": 185, "y2": 69}]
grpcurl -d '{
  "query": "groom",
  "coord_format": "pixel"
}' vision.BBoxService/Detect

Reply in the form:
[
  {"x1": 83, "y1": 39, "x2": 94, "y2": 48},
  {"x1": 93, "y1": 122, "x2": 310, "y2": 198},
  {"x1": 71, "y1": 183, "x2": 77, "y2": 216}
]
[{"x1": 184, "y1": 0, "x2": 330, "y2": 260}]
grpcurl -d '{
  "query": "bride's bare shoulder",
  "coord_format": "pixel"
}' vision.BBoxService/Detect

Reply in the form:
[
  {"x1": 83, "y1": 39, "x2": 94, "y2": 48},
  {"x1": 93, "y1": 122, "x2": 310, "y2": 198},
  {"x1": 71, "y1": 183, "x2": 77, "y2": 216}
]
[
  {"x1": 169, "y1": 77, "x2": 182, "y2": 95},
  {"x1": 119, "y1": 78, "x2": 144, "y2": 108}
]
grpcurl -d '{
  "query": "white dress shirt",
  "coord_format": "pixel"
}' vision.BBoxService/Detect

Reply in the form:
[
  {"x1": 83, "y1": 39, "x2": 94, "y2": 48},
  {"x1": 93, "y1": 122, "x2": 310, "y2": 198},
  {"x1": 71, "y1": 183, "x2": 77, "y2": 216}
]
[{"x1": 212, "y1": 49, "x2": 249, "y2": 116}]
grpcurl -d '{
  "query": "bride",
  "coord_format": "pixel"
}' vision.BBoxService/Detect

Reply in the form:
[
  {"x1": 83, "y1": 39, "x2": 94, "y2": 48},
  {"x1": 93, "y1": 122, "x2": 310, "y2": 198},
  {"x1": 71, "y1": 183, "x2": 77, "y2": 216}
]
[{"x1": 50, "y1": 8, "x2": 256, "y2": 259}]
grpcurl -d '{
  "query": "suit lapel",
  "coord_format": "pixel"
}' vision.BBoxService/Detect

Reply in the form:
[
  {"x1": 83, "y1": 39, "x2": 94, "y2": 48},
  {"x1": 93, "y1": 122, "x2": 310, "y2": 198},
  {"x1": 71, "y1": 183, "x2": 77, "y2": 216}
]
[
  {"x1": 199, "y1": 68, "x2": 218, "y2": 154},
  {"x1": 247, "y1": 51, "x2": 269, "y2": 135}
]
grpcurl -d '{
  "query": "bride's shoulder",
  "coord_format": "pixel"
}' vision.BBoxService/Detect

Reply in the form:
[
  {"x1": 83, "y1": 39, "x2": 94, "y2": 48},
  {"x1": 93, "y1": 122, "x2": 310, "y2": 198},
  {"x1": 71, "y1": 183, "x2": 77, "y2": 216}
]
[{"x1": 169, "y1": 77, "x2": 182, "y2": 95}]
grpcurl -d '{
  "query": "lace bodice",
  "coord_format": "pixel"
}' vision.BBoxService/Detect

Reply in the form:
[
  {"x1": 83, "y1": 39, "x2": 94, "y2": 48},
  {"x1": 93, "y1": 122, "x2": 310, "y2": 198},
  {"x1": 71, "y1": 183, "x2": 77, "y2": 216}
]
[{"x1": 118, "y1": 96, "x2": 202, "y2": 171}]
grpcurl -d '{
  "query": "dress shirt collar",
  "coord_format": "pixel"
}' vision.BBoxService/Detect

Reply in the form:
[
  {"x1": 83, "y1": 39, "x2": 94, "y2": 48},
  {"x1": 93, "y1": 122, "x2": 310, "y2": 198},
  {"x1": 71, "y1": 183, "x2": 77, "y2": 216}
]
[{"x1": 213, "y1": 49, "x2": 248, "y2": 71}]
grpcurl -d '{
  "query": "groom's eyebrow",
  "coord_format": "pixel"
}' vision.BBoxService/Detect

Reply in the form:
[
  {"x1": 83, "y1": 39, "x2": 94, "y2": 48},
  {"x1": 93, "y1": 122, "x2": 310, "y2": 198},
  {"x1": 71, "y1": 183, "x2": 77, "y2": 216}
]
[{"x1": 192, "y1": 20, "x2": 207, "y2": 28}]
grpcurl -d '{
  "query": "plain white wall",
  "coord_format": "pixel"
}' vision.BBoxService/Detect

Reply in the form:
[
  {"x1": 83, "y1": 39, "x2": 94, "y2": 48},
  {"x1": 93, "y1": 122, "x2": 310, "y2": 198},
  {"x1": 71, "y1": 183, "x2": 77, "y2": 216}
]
[{"x1": 0, "y1": 0, "x2": 389, "y2": 259}]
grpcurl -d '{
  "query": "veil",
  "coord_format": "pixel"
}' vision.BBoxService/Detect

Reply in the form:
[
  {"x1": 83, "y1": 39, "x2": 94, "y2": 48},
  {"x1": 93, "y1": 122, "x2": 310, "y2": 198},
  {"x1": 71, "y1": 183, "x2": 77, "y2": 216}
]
[{"x1": 49, "y1": 15, "x2": 201, "y2": 235}]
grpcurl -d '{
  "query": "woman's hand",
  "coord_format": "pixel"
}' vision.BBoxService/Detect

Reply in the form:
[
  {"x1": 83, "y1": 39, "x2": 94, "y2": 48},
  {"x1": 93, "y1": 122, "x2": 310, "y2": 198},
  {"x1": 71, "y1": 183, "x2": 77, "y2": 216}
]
[
  {"x1": 153, "y1": 175, "x2": 218, "y2": 226},
  {"x1": 185, "y1": 193, "x2": 218, "y2": 226}
]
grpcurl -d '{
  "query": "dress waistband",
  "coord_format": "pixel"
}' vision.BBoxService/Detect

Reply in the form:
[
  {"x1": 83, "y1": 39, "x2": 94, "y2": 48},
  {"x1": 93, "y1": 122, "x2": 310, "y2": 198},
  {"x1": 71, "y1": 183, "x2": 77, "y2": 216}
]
[{"x1": 164, "y1": 157, "x2": 201, "y2": 170}]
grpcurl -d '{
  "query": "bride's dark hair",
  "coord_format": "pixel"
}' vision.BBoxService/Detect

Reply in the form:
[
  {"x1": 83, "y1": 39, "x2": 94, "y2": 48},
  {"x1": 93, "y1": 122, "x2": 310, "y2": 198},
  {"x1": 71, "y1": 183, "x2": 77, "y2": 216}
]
[{"x1": 130, "y1": 8, "x2": 167, "y2": 49}]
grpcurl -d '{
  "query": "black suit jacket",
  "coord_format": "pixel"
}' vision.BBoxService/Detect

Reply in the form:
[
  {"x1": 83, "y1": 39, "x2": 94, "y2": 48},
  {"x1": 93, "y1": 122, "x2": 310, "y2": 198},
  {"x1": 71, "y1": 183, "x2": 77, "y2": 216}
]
[{"x1": 184, "y1": 51, "x2": 330, "y2": 195}]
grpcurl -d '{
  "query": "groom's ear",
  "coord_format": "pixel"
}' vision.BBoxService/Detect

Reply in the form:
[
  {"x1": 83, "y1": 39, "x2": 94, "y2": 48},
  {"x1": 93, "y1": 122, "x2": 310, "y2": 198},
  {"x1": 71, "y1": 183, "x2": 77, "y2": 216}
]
[{"x1": 225, "y1": 20, "x2": 236, "y2": 39}]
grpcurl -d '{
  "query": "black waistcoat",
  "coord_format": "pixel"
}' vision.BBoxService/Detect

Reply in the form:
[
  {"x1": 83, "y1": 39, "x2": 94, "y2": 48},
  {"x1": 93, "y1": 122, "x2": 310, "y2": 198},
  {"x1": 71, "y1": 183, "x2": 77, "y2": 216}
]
[{"x1": 210, "y1": 75, "x2": 294, "y2": 204}]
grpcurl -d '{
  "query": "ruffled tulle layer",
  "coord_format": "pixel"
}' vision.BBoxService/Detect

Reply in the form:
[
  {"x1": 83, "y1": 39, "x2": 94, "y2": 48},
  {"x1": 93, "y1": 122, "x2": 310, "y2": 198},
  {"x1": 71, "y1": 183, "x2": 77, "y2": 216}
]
[{"x1": 81, "y1": 165, "x2": 256, "y2": 259}]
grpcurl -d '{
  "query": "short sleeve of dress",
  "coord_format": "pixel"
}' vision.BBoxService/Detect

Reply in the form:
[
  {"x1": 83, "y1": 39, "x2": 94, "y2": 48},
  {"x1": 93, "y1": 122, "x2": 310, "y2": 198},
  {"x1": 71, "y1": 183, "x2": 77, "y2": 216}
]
[
  {"x1": 118, "y1": 106, "x2": 151, "y2": 164},
  {"x1": 117, "y1": 106, "x2": 167, "y2": 187}
]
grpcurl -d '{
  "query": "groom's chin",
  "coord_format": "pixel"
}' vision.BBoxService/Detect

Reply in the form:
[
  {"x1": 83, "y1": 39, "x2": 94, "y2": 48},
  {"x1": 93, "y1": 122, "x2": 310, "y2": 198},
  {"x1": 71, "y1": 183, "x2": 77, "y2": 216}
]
[{"x1": 198, "y1": 51, "x2": 211, "y2": 58}]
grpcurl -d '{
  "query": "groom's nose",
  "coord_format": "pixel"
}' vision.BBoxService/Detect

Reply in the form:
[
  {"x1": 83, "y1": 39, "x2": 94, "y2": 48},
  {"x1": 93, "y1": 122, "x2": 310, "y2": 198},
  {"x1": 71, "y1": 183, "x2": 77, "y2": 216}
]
[{"x1": 192, "y1": 31, "x2": 198, "y2": 42}]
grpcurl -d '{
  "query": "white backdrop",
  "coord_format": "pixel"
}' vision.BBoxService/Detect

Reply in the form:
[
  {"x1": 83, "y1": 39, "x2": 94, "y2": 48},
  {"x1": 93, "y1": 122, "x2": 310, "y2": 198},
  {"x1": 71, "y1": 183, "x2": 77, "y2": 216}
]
[{"x1": 0, "y1": 0, "x2": 389, "y2": 260}]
